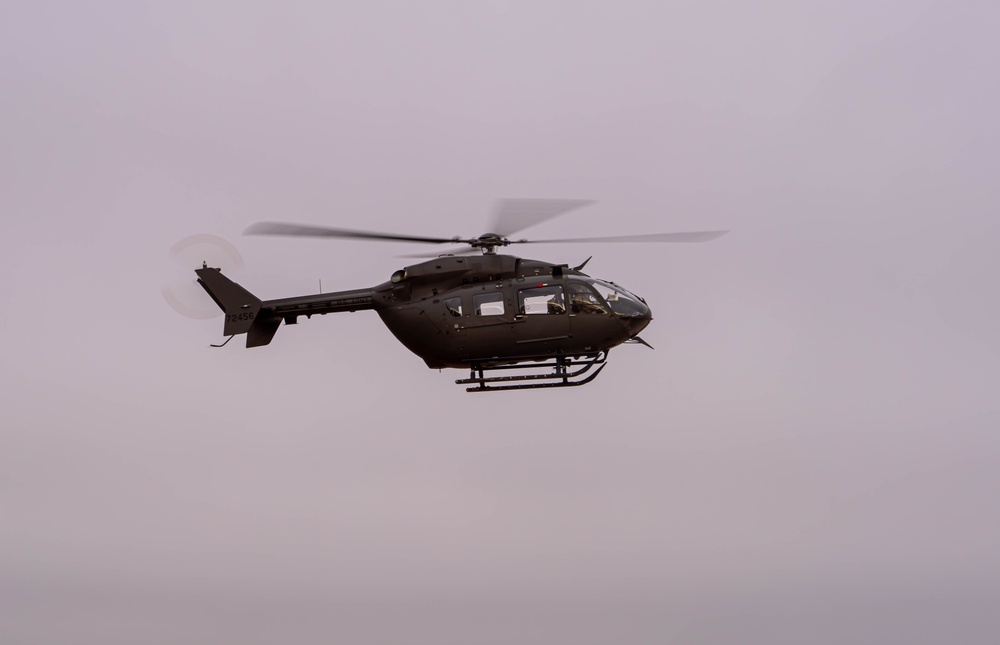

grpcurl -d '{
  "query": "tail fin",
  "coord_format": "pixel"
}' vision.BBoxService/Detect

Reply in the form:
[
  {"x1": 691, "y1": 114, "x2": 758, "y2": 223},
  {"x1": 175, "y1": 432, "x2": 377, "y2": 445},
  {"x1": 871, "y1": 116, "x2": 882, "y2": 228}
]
[{"x1": 195, "y1": 267, "x2": 279, "y2": 347}]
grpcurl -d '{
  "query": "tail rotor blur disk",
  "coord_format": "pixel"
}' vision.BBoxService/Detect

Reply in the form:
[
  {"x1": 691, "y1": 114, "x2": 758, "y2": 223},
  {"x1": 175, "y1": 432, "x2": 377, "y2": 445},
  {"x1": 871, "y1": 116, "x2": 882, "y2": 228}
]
[{"x1": 161, "y1": 234, "x2": 244, "y2": 319}]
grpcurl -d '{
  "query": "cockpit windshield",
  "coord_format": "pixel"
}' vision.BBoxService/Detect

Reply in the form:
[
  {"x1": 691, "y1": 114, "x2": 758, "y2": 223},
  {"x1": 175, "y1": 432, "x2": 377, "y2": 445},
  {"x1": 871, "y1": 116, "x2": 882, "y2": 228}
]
[{"x1": 588, "y1": 279, "x2": 649, "y2": 317}]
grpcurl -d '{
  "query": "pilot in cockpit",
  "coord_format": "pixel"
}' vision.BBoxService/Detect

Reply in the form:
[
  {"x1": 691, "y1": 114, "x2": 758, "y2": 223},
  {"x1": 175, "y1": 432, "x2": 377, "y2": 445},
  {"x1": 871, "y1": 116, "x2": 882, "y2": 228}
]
[
  {"x1": 567, "y1": 283, "x2": 607, "y2": 314},
  {"x1": 547, "y1": 291, "x2": 566, "y2": 314}
]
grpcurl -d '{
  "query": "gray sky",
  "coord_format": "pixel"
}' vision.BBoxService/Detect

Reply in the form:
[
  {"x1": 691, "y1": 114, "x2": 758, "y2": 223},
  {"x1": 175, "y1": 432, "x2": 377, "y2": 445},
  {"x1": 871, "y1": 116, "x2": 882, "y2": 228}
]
[{"x1": 3, "y1": 1, "x2": 999, "y2": 643}]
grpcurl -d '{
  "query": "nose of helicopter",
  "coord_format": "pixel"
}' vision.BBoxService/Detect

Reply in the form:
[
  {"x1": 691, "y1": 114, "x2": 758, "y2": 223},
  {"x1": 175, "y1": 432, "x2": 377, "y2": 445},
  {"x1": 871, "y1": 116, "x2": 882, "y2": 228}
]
[{"x1": 620, "y1": 301, "x2": 652, "y2": 337}]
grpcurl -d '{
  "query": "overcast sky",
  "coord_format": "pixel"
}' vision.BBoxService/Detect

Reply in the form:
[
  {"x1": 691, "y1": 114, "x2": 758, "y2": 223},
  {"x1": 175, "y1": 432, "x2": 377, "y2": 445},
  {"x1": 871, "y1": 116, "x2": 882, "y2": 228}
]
[{"x1": 3, "y1": 1, "x2": 999, "y2": 643}]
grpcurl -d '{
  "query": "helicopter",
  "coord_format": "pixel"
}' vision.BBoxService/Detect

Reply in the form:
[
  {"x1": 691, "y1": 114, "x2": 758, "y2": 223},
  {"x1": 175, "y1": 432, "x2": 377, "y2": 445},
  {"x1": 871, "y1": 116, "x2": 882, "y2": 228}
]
[{"x1": 192, "y1": 199, "x2": 727, "y2": 391}]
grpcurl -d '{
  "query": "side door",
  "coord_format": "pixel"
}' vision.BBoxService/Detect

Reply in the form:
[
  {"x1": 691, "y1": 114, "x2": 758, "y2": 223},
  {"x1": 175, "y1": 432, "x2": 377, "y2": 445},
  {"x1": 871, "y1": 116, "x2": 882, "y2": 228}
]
[
  {"x1": 458, "y1": 283, "x2": 515, "y2": 360},
  {"x1": 510, "y1": 279, "x2": 571, "y2": 355}
]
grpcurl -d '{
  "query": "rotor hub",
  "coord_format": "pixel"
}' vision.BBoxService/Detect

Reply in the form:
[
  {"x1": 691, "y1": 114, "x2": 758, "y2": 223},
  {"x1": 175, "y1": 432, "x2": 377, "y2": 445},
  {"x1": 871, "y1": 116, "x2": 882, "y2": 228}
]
[{"x1": 470, "y1": 233, "x2": 509, "y2": 254}]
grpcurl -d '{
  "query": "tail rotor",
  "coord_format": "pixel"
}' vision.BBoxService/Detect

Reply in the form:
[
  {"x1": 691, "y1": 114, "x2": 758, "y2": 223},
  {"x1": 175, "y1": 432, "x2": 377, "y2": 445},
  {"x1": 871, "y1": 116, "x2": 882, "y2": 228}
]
[{"x1": 161, "y1": 234, "x2": 244, "y2": 319}]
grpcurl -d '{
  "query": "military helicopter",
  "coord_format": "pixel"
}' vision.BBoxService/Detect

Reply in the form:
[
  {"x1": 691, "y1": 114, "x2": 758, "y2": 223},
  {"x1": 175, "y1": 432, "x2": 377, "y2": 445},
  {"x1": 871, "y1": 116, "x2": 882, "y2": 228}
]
[{"x1": 192, "y1": 199, "x2": 727, "y2": 391}]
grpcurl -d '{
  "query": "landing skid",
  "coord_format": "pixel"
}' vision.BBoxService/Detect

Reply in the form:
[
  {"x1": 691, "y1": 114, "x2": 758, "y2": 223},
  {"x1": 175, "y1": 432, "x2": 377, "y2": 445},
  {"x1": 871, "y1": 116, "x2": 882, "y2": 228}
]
[{"x1": 457, "y1": 352, "x2": 609, "y2": 392}]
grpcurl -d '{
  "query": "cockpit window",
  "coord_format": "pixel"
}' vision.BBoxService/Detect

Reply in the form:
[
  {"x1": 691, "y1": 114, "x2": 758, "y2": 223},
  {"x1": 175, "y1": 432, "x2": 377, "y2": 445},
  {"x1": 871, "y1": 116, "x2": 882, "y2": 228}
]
[
  {"x1": 567, "y1": 282, "x2": 608, "y2": 314},
  {"x1": 589, "y1": 280, "x2": 648, "y2": 317},
  {"x1": 518, "y1": 285, "x2": 566, "y2": 314}
]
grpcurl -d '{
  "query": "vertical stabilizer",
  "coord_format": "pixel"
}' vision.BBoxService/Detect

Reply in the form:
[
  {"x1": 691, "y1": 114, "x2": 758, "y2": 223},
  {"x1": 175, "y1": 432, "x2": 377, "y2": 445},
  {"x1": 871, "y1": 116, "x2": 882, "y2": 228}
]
[{"x1": 195, "y1": 267, "x2": 263, "y2": 336}]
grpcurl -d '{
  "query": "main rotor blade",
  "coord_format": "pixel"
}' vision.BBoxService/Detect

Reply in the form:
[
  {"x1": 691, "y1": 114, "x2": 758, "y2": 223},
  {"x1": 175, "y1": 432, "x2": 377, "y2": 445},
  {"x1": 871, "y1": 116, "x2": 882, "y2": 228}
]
[
  {"x1": 489, "y1": 198, "x2": 596, "y2": 237},
  {"x1": 516, "y1": 230, "x2": 729, "y2": 244},
  {"x1": 245, "y1": 222, "x2": 463, "y2": 245}
]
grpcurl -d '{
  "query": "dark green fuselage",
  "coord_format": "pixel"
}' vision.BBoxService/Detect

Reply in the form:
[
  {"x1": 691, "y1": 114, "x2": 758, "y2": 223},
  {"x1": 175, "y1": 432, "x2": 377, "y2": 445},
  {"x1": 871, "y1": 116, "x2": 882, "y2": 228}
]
[{"x1": 198, "y1": 253, "x2": 651, "y2": 369}]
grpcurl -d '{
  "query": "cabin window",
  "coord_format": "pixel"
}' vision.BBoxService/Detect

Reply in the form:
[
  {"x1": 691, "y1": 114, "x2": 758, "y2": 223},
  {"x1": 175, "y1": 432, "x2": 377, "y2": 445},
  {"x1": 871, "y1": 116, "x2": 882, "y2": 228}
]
[
  {"x1": 517, "y1": 285, "x2": 565, "y2": 315},
  {"x1": 473, "y1": 292, "x2": 505, "y2": 316},
  {"x1": 567, "y1": 282, "x2": 608, "y2": 314},
  {"x1": 443, "y1": 297, "x2": 462, "y2": 317}
]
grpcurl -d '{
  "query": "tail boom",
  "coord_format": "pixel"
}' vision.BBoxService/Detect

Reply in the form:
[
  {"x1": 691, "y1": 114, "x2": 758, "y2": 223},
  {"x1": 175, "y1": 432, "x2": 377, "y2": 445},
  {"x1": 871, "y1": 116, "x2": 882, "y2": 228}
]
[{"x1": 195, "y1": 266, "x2": 374, "y2": 348}]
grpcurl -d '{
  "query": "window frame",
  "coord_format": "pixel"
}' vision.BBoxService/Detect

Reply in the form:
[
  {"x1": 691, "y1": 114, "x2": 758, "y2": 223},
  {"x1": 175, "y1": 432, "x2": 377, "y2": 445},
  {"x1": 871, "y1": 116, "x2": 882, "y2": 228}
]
[
  {"x1": 473, "y1": 291, "x2": 506, "y2": 317},
  {"x1": 516, "y1": 284, "x2": 567, "y2": 315}
]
